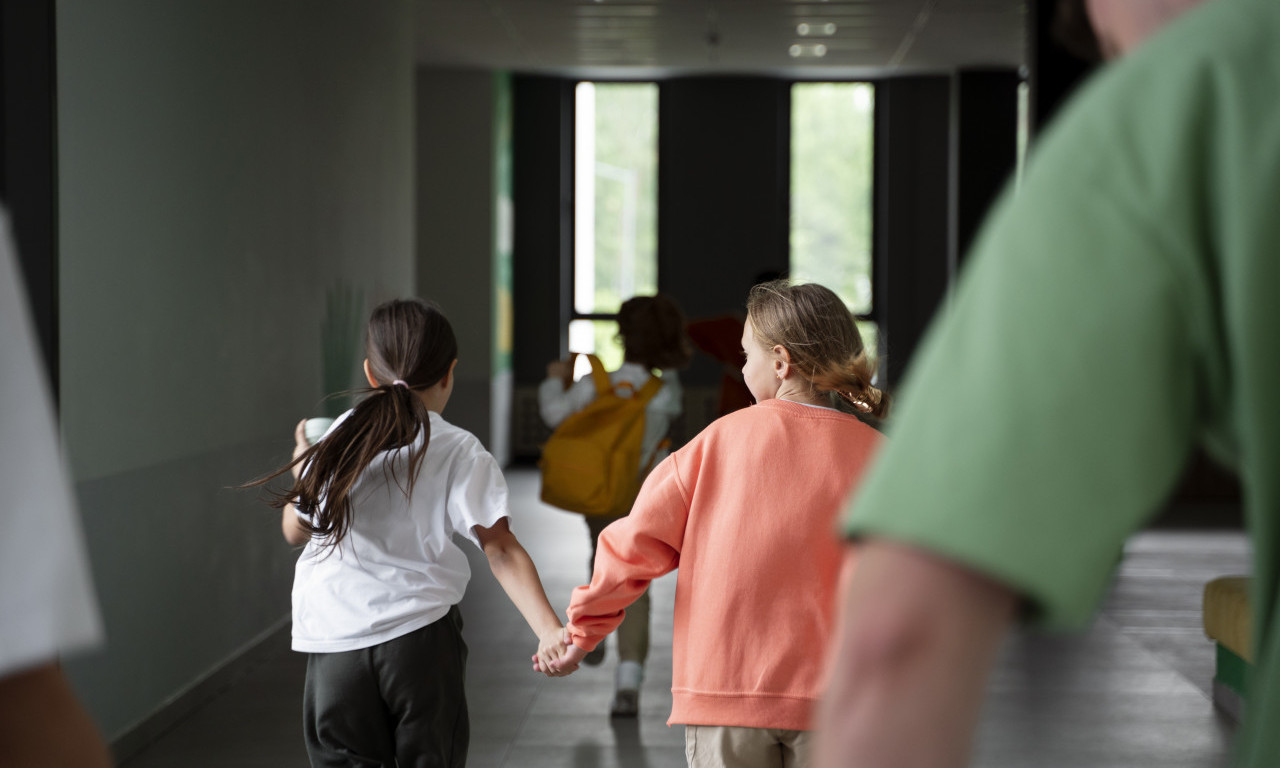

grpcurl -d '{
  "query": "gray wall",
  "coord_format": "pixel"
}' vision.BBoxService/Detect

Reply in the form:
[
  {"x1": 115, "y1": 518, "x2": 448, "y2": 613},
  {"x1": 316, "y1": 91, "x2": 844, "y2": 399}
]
[
  {"x1": 55, "y1": 0, "x2": 415, "y2": 739},
  {"x1": 416, "y1": 68, "x2": 511, "y2": 460}
]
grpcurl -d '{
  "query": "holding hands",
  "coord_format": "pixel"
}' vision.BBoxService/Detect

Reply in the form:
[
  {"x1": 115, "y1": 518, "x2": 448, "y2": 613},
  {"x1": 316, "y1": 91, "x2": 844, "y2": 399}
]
[{"x1": 532, "y1": 628, "x2": 588, "y2": 677}]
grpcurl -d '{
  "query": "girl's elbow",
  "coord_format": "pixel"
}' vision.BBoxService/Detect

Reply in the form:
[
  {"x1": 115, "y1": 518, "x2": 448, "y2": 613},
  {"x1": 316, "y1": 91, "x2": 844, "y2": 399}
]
[
  {"x1": 485, "y1": 537, "x2": 525, "y2": 563},
  {"x1": 281, "y1": 512, "x2": 310, "y2": 546},
  {"x1": 484, "y1": 547, "x2": 516, "y2": 579}
]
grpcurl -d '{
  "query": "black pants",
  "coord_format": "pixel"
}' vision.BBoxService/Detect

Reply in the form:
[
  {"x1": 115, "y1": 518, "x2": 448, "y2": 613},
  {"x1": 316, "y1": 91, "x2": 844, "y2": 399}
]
[{"x1": 303, "y1": 606, "x2": 468, "y2": 768}]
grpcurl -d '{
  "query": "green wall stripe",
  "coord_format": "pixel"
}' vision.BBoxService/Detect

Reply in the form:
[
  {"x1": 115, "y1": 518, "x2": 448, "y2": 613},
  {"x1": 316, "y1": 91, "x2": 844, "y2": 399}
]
[{"x1": 1216, "y1": 642, "x2": 1251, "y2": 697}]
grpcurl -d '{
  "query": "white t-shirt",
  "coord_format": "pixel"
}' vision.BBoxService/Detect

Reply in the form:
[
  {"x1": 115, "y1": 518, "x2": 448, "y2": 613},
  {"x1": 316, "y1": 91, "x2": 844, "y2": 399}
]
[
  {"x1": 291, "y1": 410, "x2": 508, "y2": 653},
  {"x1": 538, "y1": 362, "x2": 683, "y2": 468},
  {"x1": 0, "y1": 211, "x2": 103, "y2": 675}
]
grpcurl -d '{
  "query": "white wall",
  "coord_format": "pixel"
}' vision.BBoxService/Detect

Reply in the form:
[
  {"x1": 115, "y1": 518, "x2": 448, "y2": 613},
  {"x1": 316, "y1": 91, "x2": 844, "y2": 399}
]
[{"x1": 55, "y1": 0, "x2": 414, "y2": 739}]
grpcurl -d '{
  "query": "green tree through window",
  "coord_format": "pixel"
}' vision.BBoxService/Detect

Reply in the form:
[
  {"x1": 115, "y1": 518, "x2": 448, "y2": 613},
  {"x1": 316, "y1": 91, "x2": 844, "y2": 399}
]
[
  {"x1": 572, "y1": 82, "x2": 658, "y2": 372},
  {"x1": 791, "y1": 83, "x2": 875, "y2": 323}
]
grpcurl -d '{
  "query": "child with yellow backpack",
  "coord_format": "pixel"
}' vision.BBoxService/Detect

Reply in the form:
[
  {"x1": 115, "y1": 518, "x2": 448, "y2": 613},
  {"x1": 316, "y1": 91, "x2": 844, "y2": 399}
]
[{"x1": 538, "y1": 293, "x2": 693, "y2": 717}]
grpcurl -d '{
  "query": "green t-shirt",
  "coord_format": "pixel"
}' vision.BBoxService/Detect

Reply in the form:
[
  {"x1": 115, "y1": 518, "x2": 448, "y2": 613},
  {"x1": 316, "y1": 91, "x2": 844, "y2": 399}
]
[{"x1": 844, "y1": 0, "x2": 1280, "y2": 764}]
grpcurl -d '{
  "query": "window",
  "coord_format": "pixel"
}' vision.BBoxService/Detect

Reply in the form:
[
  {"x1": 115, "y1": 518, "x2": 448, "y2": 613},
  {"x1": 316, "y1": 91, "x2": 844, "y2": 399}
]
[
  {"x1": 571, "y1": 82, "x2": 659, "y2": 374},
  {"x1": 790, "y1": 82, "x2": 876, "y2": 355}
]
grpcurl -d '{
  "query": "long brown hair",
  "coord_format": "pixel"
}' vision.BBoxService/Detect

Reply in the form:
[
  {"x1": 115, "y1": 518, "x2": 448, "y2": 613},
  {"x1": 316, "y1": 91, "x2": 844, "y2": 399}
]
[
  {"x1": 746, "y1": 280, "x2": 889, "y2": 419},
  {"x1": 250, "y1": 298, "x2": 458, "y2": 548}
]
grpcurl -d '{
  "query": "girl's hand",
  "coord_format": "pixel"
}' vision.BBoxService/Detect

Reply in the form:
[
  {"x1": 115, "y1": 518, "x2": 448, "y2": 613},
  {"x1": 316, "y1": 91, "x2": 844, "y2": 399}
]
[
  {"x1": 532, "y1": 627, "x2": 581, "y2": 677},
  {"x1": 289, "y1": 420, "x2": 309, "y2": 480},
  {"x1": 545, "y1": 359, "x2": 573, "y2": 388},
  {"x1": 553, "y1": 642, "x2": 588, "y2": 673}
]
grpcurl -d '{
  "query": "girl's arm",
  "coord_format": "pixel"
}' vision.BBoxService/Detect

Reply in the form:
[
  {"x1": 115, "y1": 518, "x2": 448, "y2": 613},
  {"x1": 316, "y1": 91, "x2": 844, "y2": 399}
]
[
  {"x1": 281, "y1": 419, "x2": 312, "y2": 546},
  {"x1": 281, "y1": 504, "x2": 309, "y2": 546},
  {"x1": 0, "y1": 663, "x2": 111, "y2": 768},
  {"x1": 537, "y1": 370, "x2": 595, "y2": 427},
  {"x1": 473, "y1": 518, "x2": 571, "y2": 674},
  {"x1": 564, "y1": 457, "x2": 686, "y2": 653}
]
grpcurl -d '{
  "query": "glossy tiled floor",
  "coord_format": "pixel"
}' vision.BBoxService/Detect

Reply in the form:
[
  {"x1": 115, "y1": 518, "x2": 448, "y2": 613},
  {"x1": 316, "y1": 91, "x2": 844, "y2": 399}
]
[{"x1": 117, "y1": 469, "x2": 1251, "y2": 767}]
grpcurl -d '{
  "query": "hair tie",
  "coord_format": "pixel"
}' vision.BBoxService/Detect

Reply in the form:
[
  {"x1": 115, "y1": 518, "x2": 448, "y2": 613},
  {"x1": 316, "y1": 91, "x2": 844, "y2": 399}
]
[
  {"x1": 838, "y1": 390, "x2": 873, "y2": 413},
  {"x1": 392, "y1": 379, "x2": 409, "y2": 389}
]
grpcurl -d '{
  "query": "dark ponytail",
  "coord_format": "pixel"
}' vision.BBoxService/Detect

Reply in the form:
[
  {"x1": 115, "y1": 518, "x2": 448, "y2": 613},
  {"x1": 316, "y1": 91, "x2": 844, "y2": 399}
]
[{"x1": 248, "y1": 298, "x2": 458, "y2": 548}]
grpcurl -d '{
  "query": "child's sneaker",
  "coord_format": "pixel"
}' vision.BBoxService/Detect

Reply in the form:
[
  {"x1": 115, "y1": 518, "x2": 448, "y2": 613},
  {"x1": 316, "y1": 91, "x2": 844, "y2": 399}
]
[
  {"x1": 610, "y1": 690, "x2": 639, "y2": 718},
  {"x1": 610, "y1": 661, "x2": 644, "y2": 718}
]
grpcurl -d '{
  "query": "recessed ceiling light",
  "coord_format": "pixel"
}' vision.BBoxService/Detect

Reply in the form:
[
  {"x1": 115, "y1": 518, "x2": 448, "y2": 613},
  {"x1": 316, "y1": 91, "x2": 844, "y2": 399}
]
[
  {"x1": 788, "y1": 43, "x2": 827, "y2": 58},
  {"x1": 797, "y1": 22, "x2": 837, "y2": 37}
]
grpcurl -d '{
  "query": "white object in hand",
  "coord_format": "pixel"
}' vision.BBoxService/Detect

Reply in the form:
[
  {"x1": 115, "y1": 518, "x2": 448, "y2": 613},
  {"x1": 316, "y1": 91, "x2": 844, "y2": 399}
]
[{"x1": 304, "y1": 417, "x2": 335, "y2": 445}]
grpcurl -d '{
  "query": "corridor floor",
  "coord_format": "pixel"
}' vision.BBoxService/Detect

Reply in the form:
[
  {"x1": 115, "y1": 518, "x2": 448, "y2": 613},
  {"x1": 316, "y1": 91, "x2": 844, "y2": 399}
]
[{"x1": 117, "y1": 469, "x2": 1249, "y2": 767}]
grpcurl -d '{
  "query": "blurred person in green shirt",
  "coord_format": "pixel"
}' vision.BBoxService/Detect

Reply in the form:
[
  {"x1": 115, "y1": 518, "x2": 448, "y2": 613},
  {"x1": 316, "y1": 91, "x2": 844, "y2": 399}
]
[{"x1": 816, "y1": 0, "x2": 1280, "y2": 766}]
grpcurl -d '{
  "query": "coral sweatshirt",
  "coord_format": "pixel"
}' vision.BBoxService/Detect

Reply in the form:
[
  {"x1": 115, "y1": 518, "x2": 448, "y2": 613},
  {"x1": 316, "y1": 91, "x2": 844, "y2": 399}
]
[{"x1": 566, "y1": 398, "x2": 882, "y2": 730}]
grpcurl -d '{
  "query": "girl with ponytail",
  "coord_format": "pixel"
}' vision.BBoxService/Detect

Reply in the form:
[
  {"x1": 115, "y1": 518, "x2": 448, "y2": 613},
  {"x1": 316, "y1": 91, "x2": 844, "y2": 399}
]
[
  {"x1": 251, "y1": 297, "x2": 569, "y2": 768},
  {"x1": 545, "y1": 281, "x2": 886, "y2": 768},
  {"x1": 743, "y1": 279, "x2": 890, "y2": 424}
]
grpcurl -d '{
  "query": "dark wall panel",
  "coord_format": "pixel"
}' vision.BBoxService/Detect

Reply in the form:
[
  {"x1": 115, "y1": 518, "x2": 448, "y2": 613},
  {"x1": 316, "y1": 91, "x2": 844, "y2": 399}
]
[
  {"x1": 1029, "y1": 0, "x2": 1096, "y2": 135},
  {"x1": 874, "y1": 76, "x2": 951, "y2": 387},
  {"x1": 953, "y1": 68, "x2": 1020, "y2": 269},
  {"x1": 1, "y1": 0, "x2": 59, "y2": 393},
  {"x1": 658, "y1": 77, "x2": 791, "y2": 331},
  {"x1": 512, "y1": 75, "x2": 572, "y2": 385}
]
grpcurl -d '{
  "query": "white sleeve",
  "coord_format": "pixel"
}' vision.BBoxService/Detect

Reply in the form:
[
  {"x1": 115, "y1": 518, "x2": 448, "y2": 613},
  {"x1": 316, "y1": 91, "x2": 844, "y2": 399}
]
[
  {"x1": 651, "y1": 370, "x2": 684, "y2": 419},
  {"x1": 0, "y1": 212, "x2": 103, "y2": 675},
  {"x1": 446, "y1": 441, "x2": 511, "y2": 548},
  {"x1": 537, "y1": 375, "x2": 596, "y2": 427}
]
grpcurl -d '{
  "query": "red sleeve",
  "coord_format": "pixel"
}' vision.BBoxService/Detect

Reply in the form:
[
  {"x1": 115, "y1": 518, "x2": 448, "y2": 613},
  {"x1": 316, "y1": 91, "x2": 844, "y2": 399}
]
[
  {"x1": 565, "y1": 454, "x2": 691, "y2": 650},
  {"x1": 686, "y1": 315, "x2": 745, "y2": 366}
]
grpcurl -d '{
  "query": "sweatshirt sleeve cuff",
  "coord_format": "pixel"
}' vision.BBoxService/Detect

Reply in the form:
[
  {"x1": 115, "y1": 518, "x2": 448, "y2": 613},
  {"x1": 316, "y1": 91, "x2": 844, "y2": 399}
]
[{"x1": 566, "y1": 625, "x2": 601, "y2": 652}]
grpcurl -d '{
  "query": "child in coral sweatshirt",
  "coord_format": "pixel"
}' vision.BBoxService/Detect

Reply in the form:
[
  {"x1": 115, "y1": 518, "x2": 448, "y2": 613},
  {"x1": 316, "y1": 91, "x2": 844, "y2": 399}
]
[{"x1": 545, "y1": 281, "x2": 887, "y2": 767}]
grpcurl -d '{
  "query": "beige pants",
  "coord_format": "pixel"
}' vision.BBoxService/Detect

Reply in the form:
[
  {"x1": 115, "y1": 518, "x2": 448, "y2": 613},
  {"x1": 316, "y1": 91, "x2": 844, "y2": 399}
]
[
  {"x1": 585, "y1": 514, "x2": 650, "y2": 663},
  {"x1": 685, "y1": 725, "x2": 812, "y2": 768}
]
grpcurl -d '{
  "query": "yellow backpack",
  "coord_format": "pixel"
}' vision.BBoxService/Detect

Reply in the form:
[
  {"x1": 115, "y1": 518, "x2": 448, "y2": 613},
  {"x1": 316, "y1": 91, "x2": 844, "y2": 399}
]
[{"x1": 539, "y1": 354, "x2": 665, "y2": 517}]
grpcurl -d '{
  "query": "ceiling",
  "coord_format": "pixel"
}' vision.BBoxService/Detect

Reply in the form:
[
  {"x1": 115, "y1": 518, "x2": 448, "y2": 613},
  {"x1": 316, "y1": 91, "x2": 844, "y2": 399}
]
[{"x1": 414, "y1": 0, "x2": 1028, "y2": 79}]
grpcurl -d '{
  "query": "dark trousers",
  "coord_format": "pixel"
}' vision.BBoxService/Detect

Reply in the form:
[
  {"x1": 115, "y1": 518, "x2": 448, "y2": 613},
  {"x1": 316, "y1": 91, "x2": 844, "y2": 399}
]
[{"x1": 303, "y1": 606, "x2": 468, "y2": 768}]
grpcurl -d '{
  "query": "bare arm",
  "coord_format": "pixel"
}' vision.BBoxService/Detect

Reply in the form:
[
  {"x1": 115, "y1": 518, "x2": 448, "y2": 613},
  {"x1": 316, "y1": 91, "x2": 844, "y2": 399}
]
[
  {"x1": 537, "y1": 369, "x2": 594, "y2": 428},
  {"x1": 281, "y1": 504, "x2": 309, "y2": 546},
  {"x1": 815, "y1": 540, "x2": 1017, "y2": 768},
  {"x1": 281, "y1": 419, "x2": 311, "y2": 546},
  {"x1": 473, "y1": 518, "x2": 572, "y2": 674},
  {"x1": 0, "y1": 662, "x2": 112, "y2": 767}
]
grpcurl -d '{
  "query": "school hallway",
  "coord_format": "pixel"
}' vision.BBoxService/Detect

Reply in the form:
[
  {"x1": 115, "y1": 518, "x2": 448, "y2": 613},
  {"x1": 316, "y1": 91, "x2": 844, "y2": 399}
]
[{"x1": 115, "y1": 469, "x2": 1248, "y2": 768}]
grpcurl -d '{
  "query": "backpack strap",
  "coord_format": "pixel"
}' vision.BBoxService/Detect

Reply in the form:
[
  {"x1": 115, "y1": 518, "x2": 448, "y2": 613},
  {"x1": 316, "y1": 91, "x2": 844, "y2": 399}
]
[
  {"x1": 634, "y1": 374, "x2": 664, "y2": 404},
  {"x1": 578, "y1": 353, "x2": 664, "y2": 403},
  {"x1": 583, "y1": 353, "x2": 612, "y2": 397}
]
